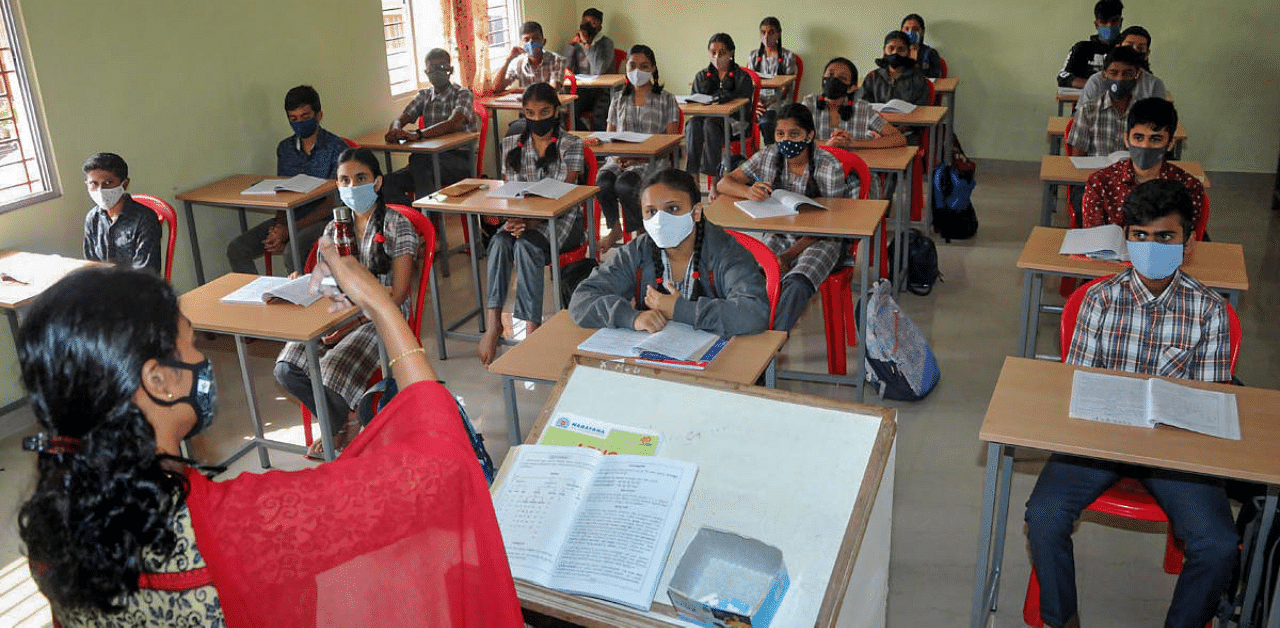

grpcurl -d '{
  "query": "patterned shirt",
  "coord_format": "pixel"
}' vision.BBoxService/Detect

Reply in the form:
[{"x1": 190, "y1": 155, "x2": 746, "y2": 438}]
[
  {"x1": 83, "y1": 194, "x2": 161, "y2": 273},
  {"x1": 1065, "y1": 269, "x2": 1231, "y2": 382},
  {"x1": 276, "y1": 126, "x2": 348, "y2": 219},
  {"x1": 801, "y1": 92, "x2": 887, "y2": 142},
  {"x1": 1067, "y1": 92, "x2": 1128, "y2": 156},
  {"x1": 500, "y1": 131, "x2": 585, "y2": 247},
  {"x1": 505, "y1": 51, "x2": 569, "y2": 90},
  {"x1": 563, "y1": 35, "x2": 615, "y2": 75},
  {"x1": 748, "y1": 47, "x2": 798, "y2": 108},
  {"x1": 607, "y1": 89, "x2": 679, "y2": 133},
  {"x1": 1082, "y1": 160, "x2": 1204, "y2": 229},
  {"x1": 399, "y1": 83, "x2": 477, "y2": 132}
]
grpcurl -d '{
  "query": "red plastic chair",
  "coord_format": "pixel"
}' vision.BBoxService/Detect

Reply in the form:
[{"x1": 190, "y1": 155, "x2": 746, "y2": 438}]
[
  {"x1": 1022, "y1": 275, "x2": 1240, "y2": 628},
  {"x1": 938, "y1": 57, "x2": 949, "y2": 79},
  {"x1": 1196, "y1": 192, "x2": 1209, "y2": 241},
  {"x1": 724, "y1": 230, "x2": 781, "y2": 328},
  {"x1": 563, "y1": 69, "x2": 578, "y2": 95},
  {"x1": 908, "y1": 79, "x2": 938, "y2": 223},
  {"x1": 457, "y1": 102, "x2": 492, "y2": 248},
  {"x1": 132, "y1": 194, "x2": 177, "y2": 282},
  {"x1": 738, "y1": 68, "x2": 764, "y2": 159},
  {"x1": 301, "y1": 203, "x2": 437, "y2": 448},
  {"x1": 613, "y1": 48, "x2": 626, "y2": 73},
  {"x1": 792, "y1": 54, "x2": 804, "y2": 102},
  {"x1": 554, "y1": 145, "x2": 599, "y2": 269}
]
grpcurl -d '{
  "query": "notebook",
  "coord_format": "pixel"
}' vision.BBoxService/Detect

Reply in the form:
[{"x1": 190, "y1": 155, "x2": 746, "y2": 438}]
[
  {"x1": 240, "y1": 174, "x2": 328, "y2": 195},
  {"x1": 1069, "y1": 370, "x2": 1241, "y2": 440},
  {"x1": 589, "y1": 131, "x2": 652, "y2": 143},
  {"x1": 871, "y1": 99, "x2": 917, "y2": 114},
  {"x1": 735, "y1": 189, "x2": 826, "y2": 219},
  {"x1": 1058, "y1": 225, "x2": 1129, "y2": 262},
  {"x1": 578, "y1": 322, "x2": 720, "y2": 362},
  {"x1": 485, "y1": 178, "x2": 578, "y2": 200},
  {"x1": 219, "y1": 274, "x2": 336, "y2": 306},
  {"x1": 676, "y1": 94, "x2": 715, "y2": 105},
  {"x1": 1069, "y1": 150, "x2": 1131, "y2": 170}
]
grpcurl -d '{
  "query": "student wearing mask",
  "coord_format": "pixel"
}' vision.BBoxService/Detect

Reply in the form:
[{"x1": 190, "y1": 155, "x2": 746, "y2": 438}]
[
  {"x1": 226, "y1": 85, "x2": 345, "y2": 274},
  {"x1": 801, "y1": 57, "x2": 906, "y2": 150},
  {"x1": 1067, "y1": 46, "x2": 1145, "y2": 156},
  {"x1": 857, "y1": 31, "x2": 931, "y2": 107},
  {"x1": 686, "y1": 33, "x2": 754, "y2": 177},
  {"x1": 1078, "y1": 25, "x2": 1166, "y2": 105},
  {"x1": 1081, "y1": 98, "x2": 1202, "y2": 230},
  {"x1": 563, "y1": 8, "x2": 614, "y2": 131},
  {"x1": 381, "y1": 49, "x2": 477, "y2": 205},
  {"x1": 748, "y1": 17, "x2": 799, "y2": 145},
  {"x1": 716, "y1": 104, "x2": 850, "y2": 332},
  {"x1": 479, "y1": 83, "x2": 585, "y2": 365},
  {"x1": 900, "y1": 13, "x2": 942, "y2": 79},
  {"x1": 1026, "y1": 180, "x2": 1238, "y2": 628},
  {"x1": 494, "y1": 21, "x2": 566, "y2": 93},
  {"x1": 274, "y1": 148, "x2": 419, "y2": 459},
  {"x1": 570, "y1": 168, "x2": 769, "y2": 337},
  {"x1": 1057, "y1": 0, "x2": 1124, "y2": 88},
  {"x1": 81, "y1": 152, "x2": 161, "y2": 274},
  {"x1": 595, "y1": 44, "x2": 680, "y2": 250}
]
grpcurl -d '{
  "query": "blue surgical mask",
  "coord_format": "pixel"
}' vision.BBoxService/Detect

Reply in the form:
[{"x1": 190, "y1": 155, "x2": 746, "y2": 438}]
[
  {"x1": 339, "y1": 182, "x2": 379, "y2": 215},
  {"x1": 905, "y1": 31, "x2": 921, "y2": 45},
  {"x1": 1097, "y1": 25, "x2": 1119, "y2": 42},
  {"x1": 523, "y1": 41, "x2": 543, "y2": 56},
  {"x1": 290, "y1": 117, "x2": 319, "y2": 139},
  {"x1": 146, "y1": 357, "x2": 218, "y2": 439},
  {"x1": 776, "y1": 139, "x2": 809, "y2": 158},
  {"x1": 1127, "y1": 240, "x2": 1183, "y2": 280}
]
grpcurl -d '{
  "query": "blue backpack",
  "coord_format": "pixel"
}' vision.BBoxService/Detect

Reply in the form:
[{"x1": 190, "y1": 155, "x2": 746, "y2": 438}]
[
  {"x1": 931, "y1": 162, "x2": 979, "y2": 242},
  {"x1": 859, "y1": 279, "x2": 941, "y2": 401}
]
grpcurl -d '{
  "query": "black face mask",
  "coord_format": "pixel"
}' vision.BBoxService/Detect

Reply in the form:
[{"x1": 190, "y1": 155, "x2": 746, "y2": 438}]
[
  {"x1": 884, "y1": 54, "x2": 915, "y2": 70},
  {"x1": 144, "y1": 357, "x2": 218, "y2": 439},
  {"x1": 822, "y1": 76, "x2": 850, "y2": 99},
  {"x1": 527, "y1": 116, "x2": 558, "y2": 136},
  {"x1": 579, "y1": 22, "x2": 598, "y2": 38}
]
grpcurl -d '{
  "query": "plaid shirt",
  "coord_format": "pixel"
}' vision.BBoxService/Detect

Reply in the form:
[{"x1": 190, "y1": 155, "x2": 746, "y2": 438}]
[
  {"x1": 742, "y1": 145, "x2": 850, "y2": 287},
  {"x1": 1065, "y1": 269, "x2": 1231, "y2": 382},
  {"x1": 277, "y1": 208, "x2": 419, "y2": 407},
  {"x1": 83, "y1": 194, "x2": 161, "y2": 274},
  {"x1": 1067, "y1": 92, "x2": 1128, "y2": 156},
  {"x1": 802, "y1": 92, "x2": 886, "y2": 142},
  {"x1": 1082, "y1": 160, "x2": 1205, "y2": 229},
  {"x1": 601, "y1": 89, "x2": 679, "y2": 173},
  {"x1": 506, "y1": 51, "x2": 568, "y2": 90},
  {"x1": 500, "y1": 131, "x2": 585, "y2": 247},
  {"x1": 399, "y1": 83, "x2": 477, "y2": 132},
  {"x1": 748, "y1": 47, "x2": 798, "y2": 108}
]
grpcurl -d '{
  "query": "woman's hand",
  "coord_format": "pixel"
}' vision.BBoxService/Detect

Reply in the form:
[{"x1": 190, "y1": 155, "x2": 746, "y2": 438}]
[
  {"x1": 633, "y1": 309, "x2": 668, "y2": 333},
  {"x1": 746, "y1": 181, "x2": 773, "y2": 201},
  {"x1": 309, "y1": 236, "x2": 395, "y2": 315},
  {"x1": 644, "y1": 284, "x2": 679, "y2": 319}
]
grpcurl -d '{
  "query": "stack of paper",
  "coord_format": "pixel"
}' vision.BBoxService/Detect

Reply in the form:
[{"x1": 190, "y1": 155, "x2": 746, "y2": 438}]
[
  {"x1": 485, "y1": 178, "x2": 578, "y2": 200},
  {"x1": 1069, "y1": 150, "x2": 1130, "y2": 170},
  {"x1": 1058, "y1": 224, "x2": 1129, "y2": 262},
  {"x1": 241, "y1": 174, "x2": 328, "y2": 195},
  {"x1": 871, "y1": 99, "x2": 917, "y2": 114},
  {"x1": 1069, "y1": 370, "x2": 1241, "y2": 440},
  {"x1": 734, "y1": 189, "x2": 825, "y2": 219}
]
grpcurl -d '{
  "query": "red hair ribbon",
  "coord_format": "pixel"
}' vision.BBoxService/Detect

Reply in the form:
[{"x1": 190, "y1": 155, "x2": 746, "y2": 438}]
[{"x1": 373, "y1": 232, "x2": 386, "y2": 244}]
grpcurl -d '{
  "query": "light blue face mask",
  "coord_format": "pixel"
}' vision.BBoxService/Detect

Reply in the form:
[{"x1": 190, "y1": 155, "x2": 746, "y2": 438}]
[
  {"x1": 339, "y1": 182, "x2": 379, "y2": 215},
  {"x1": 523, "y1": 40, "x2": 543, "y2": 56},
  {"x1": 1097, "y1": 25, "x2": 1119, "y2": 43},
  {"x1": 905, "y1": 30, "x2": 921, "y2": 45},
  {"x1": 1127, "y1": 240, "x2": 1183, "y2": 280}
]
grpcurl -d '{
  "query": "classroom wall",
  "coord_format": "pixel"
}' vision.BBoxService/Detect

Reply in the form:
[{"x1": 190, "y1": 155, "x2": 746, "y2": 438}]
[{"x1": 567, "y1": 0, "x2": 1280, "y2": 173}]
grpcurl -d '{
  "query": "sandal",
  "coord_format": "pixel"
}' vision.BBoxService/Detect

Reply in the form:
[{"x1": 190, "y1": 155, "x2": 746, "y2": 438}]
[{"x1": 305, "y1": 418, "x2": 362, "y2": 461}]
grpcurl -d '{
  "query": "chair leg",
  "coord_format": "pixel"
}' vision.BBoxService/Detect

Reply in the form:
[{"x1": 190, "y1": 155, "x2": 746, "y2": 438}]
[
  {"x1": 818, "y1": 280, "x2": 847, "y2": 376},
  {"x1": 841, "y1": 279, "x2": 858, "y2": 348},
  {"x1": 1024, "y1": 567, "x2": 1045, "y2": 628},
  {"x1": 1164, "y1": 529, "x2": 1185, "y2": 575},
  {"x1": 264, "y1": 253, "x2": 273, "y2": 276},
  {"x1": 301, "y1": 404, "x2": 313, "y2": 447}
]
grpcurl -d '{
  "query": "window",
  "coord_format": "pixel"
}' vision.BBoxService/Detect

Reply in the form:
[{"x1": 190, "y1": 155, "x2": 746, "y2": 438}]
[
  {"x1": 383, "y1": 0, "x2": 522, "y2": 96},
  {"x1": 0, "y1": 0, "x2": 56, "y2": 214}
]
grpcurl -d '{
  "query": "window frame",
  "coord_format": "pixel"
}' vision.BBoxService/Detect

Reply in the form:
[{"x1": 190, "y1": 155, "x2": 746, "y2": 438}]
[
  {"x1": 383, "y1": 0, "x2": 523, "y2": 97},
  {"x1": 0, "y1": 0, "x2": 58, "y2": 215}
]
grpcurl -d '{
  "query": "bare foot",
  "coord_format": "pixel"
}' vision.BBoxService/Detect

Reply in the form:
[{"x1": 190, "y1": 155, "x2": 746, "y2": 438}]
[
  {"x1": 478, "y1": 323, "x2": 504, "y2": 365},
  {"x1": 598, "y1": 228, "x2": 623, "y2": 254}
]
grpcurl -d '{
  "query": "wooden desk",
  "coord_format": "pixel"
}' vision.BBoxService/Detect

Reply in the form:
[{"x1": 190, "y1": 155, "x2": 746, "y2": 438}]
[
  {"x1": 1014, "y1": 227, "x2": 1248, "y2": 359},
  {"x1": 478, "y1": 93, "x2": 581, "y2": 176},
  {"x1": 971, "y1": 357, "x2": 1280, "y2": 628},
  {"x1": 487, "y1": 310, "x2": 787, "y2": 444},
  {"x1": 573, "y1": 73, "x2": 626, "y2": 91},
  {"x1": 176, "y1": 174, "x2": 337, "y2": 284},
  {"x1": 760, "y1": 74, "x2": 798, "y2": 102},
  {"x1": 412, "y1": 178, "x2": 600, "y2": 359},
  {"x1": 848, "y1": 145, "x2": 918, "y2": 293},
  {"x1": 880, "y1": 105, "x2": 946, "y2": 234},
  {"x1": 0, "y1": 252, "x2": 100, "y2": 348},
  {"x1": 931, "y1": 77, "x2": 959, "y2": 164},
  {"x1": 678, "y1": 97, "x2": 750, "y2": 176},
  {"x1": 570, "y1": 131, "x2": 683, "y2": 167},
  {"x1": 1047, "y1": 116, "x2": 1188, "y2": 156},
  {"x1": 179, "y1": 273, "x2": 360, "y2": 464},
  {"x1": 1038, "y1": 155, "x2": 1210, "y2": 227},
  {"x1": 704, "y1": 194, "x2": 888, "y2": 399}
]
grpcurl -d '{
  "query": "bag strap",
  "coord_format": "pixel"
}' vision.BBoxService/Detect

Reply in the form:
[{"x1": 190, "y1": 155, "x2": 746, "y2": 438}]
[{"x1": 358, "y1": 379, "x2": 496, "y2": 485}]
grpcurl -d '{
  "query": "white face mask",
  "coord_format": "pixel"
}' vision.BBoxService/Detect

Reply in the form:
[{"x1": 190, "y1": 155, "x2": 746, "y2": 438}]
[
  {"x1": 643, "y1": 209, "x2": 695, "y2": 249},
  {"x1": 627, "y1": 68, "x2": 652, "y2": 86},
  {"x1": 89, "y1": 185, "x2": 126, "y2": 210}
]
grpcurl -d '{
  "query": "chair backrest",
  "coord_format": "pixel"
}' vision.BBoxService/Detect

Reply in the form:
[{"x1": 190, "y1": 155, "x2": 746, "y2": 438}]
[
  {"x1": 341, "y1": 136, "x2": 359, "y2": 148},
  {"x1": 472, "y1": 101, "x2": 490, "y2": 177},
  {"x1": 792, "y1": 54, "x2": 804, "y2": 102},
  {"x1": 131, "y1": 194, "x2": 177, "y2": 282},
  {"x1": 742, "y1": 68, "x2": 764, "y2": 151},
  {"x1": 1063, "y1": 118, "x2": 1079, "y2": 157},
  {"x1": 563, "y1": 69, "x2": 578, "y2": 95},
  {"x1": 938, "y1": 57, "x2": 949, "y2": 79},
  {"x1": 1195, "y1": 191, "x2": 1209, "y2": 241},
  {"x1": 613, "y1": 48, "x2": 627, "y2": 73},
  {"x1": 556, "y1": 146, "x2": 599, "y2": 268},
  {"x1": 927, "y1": 78, "x2": 938, "y2": 106},
  {"x1": 725, "y1": 229, "x2": 781, "y2": 329},
  {"x1": 817, "y1": 145, "x2": 871, "y2": 200},
  {"x1": 386, "y1": 204, "x2": 438, "y2": 339},
  {"x1": 1062, "y1": 274, "x2": 1241, "y2": 374}
]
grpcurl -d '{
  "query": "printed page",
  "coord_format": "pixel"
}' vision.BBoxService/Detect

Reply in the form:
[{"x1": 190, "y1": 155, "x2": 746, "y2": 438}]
[
  {"x1": 549, "y1": 455, "x2": 698, "y2": 610},
  {"x1": 772, "y1": 188, "x2": 825, "y2": 212},
  {"x1": 275, "y1": 174, "x2": 328, "y2": 193},
  {"x1": 735, "y1": 198, "x2": 797, "y2": 219},
  {"x1": 676, "y1": 94, "x2": 714, "y2": 105},
  {"x1": 871, "y1": 99, "x2": 916, "y2": 114},
  {"x1": 492, "y1": 446, "x2": 602, "y2": 585},
  {"x1": 635, "y1": 321, "x2": 718, "y2": 360},
  {"x1": 1059, "y1": 224, "x2": 1128, "y2": 261},
  {"x1": 576, "y1": 327, "x2": 652, "y2": 357},
  {"x1": 219, "y1": 276, "x2": 291, "y2": 304},
  {"x1": 1148, "y1": 378, "x2": 1242, "y2": 440},
  {"x1": 524, "y1": 178, "x2": 578, "y2": 200},
  {"x1": 1068, "y1": 370, "x2": 1152, "y2": 427},
  {"x1": 262, "y1": 273, "x2": 323, "y2": 306},
  {"x1": 485, "y1": 180, "x2": 535, "y2": 199}
]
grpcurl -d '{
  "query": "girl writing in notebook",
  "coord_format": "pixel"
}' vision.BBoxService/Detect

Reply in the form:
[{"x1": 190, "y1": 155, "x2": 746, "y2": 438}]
[
  {"x1": 686, "y1": 33, "x2": 754, "y2": 177},
  {"x1": 748, "y1": 17, "x2": 798, "y2": 145},
  {"x1": 595, "y1": 44, "x2": 680, "y2": 251},
  {"x1": 569, "y1": 168, "x2": 769, "y2": 337},
  {"x1": 479, "y1": 82, "x2": 585, "y2": 365},
  {"x1": 716, "y1": 104, "x2": 850, "y2": 332},
  {"x1": 274, "y1": 148, "x2": 418, "y2": 459},
  {"x1": 801, "y1": 57, "x2": 906, "y2": 149}
]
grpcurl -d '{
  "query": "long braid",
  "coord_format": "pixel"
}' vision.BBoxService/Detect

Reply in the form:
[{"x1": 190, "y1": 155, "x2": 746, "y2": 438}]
[
  {"x1": 804, "y1": 143, "x2": 820, "y2": 198},
  {"x1": 367, "y1": 199, "x2": 392, "y2": 276},
  {"x1": 645, "y1": 236, "x2": 664, "y2": 309},
  {"x1": 534, "y1": 123, "x2": 562, "y2": 172},
  {"x1": 689, "y1": 217, "x2": 706, "y2": 299},
  {"x1": 504, "y1": 126, "x2": 530, "y2": 175}
]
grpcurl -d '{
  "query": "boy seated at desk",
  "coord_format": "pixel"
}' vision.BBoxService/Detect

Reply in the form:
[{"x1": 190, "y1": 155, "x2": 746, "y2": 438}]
[
  {"x1": 81, "y1": 152, "x2": 160, "y2": 274},
  {"x1": 1065, "y1": 45, "x2": 1145, "y2": 157},
  {"x1": 1057, "y1": 0, "x2": 1124, "y2": 89},
  {"x1": 1078, "y1": 25, "x2": 1166, "y2": 104},
  {"x1": 856, "y1": 30, "x2": 932, "y2": 108},
  {"x1": 1081, "y1": 98, "x2": 1202, "y2": 230},
  {"x1": 494, "y1": 21, "x2": 567, "y2": 95},
  {"x1": 1025, "y1": 179, "x2": 1239, "y2": 628},
  {"x1": 382, "y1": 48, "x2": 477, "y2": 205},
  {"x1": 226, "y1": 85, "x2": 345, "y2": 274},
  {"x1": 562, "y1": 7, "x2": 614, "y2": 131}
]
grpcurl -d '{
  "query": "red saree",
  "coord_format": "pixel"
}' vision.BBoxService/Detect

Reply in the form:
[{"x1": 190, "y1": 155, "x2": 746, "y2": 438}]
[{"x1": 185, "y1": 381, "x2": 522, "y2": 627}]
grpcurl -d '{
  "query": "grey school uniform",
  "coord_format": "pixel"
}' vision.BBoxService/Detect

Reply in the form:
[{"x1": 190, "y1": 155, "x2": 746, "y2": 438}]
[
  {"x1": 801, "y1": 92, "x2": 886, "y2": 142},
  {"x1": 597, "y1": 88, "x2": 680, "y2": 232}
]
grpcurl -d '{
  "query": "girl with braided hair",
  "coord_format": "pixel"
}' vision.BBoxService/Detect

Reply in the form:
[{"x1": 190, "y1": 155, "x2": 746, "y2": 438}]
[
  {"x1": 274, "y1": 147, "x2": 419, "y2": 458},
  {"x1": 800, "y1": 57, "x2": 906, "y2": 150},
  {"x1": 717, "y1": 104, "x2": 850, "y2": 332},
  {"x1": 569, "y1": 168, "x2": 769, "y2": 337}
]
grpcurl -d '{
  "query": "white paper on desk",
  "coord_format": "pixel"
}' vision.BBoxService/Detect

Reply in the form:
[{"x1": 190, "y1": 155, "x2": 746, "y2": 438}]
[
  {"x1": 219, "y1": 274, "x2": 325, "y2": 306},
  {"x1": 0, "y1": 253, "x2": 91, "y2": 304},
  {"x1": 589, "y1": 131, "x2": 652, "y2": 143},
  {"x1": 1059, "y1": 224, "x2": 1129, "y2": 261},
  {"x1": 1148, "y1": 378, "x2": 1241, "y2": 440},
  {"x1": 485, "y1": 178, "x2": 577, "y2": 200},
  {"x1": 676, "y1": 94, "x2": 714, "y2": 105},
  {"x1": 573, "y1": 73, "x2": 600, "y2": 81},
  {"x1": 1069, "y1": 150, "x2": 1130, "y2": 170},
  {"x1": 1070, "y1": 370, "x2": 1151, "y2": 427},
  {"x1": 491, "y1": 93, "x2": 523, "y2": 103},
  {"x1": 1057, "y1": 87, "x2": 1084, "y2": 97},
  {"x1": 241, "y1": 173, "x2": 328, "y2": 195},
  {"x1": 871, "y1": 99, "x2": 917, "y2": 114},
  {"x1": 735, "y1": 188, "x2": 825, "y2": 219}
]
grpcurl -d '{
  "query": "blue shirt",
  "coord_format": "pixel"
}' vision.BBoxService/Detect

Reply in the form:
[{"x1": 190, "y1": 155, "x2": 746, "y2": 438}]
[{"x1": 275, "y1": 126, "x2": 347, "y2": 218}]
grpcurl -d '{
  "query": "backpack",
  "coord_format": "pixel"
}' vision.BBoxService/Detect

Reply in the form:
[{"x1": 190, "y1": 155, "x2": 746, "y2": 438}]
[
  {"x1": 888, "y1": 228, "x2": 941, "y2": 296},
  {"x1": 931, "y1": 162, "x2": 979, "y2": 243},
  {"x1": 857, "y1": 279, "x2": 941, "y2": 401}
]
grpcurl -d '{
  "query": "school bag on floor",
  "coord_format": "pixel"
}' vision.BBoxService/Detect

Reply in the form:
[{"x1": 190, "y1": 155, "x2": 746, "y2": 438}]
[
  {"x1": 858, "y1": 279, "x2": 940, "y2": 401},
  {"x1": 931, "y1": 159, "x2": 979, "y2": 243},
  {"x1": 888, "y1": 228, "x2": 942, "y2": 296}
]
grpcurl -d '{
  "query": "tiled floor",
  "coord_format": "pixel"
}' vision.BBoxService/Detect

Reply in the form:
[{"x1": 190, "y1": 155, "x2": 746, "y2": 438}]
[{"x1": 0, "y1": 159, "x2": 1275, "y2": 627}]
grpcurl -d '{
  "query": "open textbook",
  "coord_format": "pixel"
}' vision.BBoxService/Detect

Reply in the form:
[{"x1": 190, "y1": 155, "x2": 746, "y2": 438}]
[
  {"x1": 240, "y1": 174, "x2": 328, "y2": 195},
  {"x1": 589, "y1": 131, "x2": 652, "y2": 143},
  {"x1": 675, "y1": 94, "x2": 714, "y2": 105},
  {"x1": 871, "y1": 99, "x2": 917, "y2": 114},
  {"x1": 577, "y1": 321, "x2": 723, "y2": 365},
  {"x1": 219, "y1": 274, "x2": 336, "y2": 306},
  {"x1": 735, "y1": 189, "x2": 826, "y2": 219},
  {"x1": 1069, "y1": 150, "x2": 1131, "y2": 170},
  {"x1": 1069, "y1": 370, "x2": 1241, "y2": 440},
  {"x1": 485, "y1": 178, "x2": 578, "y2": 200},
  {"x1": 492, "y1": 445, "x2": 698, "y2": 610},
  {"x1": 1059, "y1": 224, "x2": 1129, "y2": 262}
]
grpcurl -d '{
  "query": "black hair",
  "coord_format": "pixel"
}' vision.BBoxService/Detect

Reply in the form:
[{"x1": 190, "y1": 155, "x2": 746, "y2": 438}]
[
  {"x1": 884, "y1": 30, "x2": 911, "y2": 48},
  {"x1": 519, "y1": 21, "x2": 543, "y2": 38},
  {"x1": 708, "y1": 32, "x2": 736, "y2": 53},
  {"x1": 1094, "y1": 0, "x2": 1123, "y2": 21},
  {"x1": 504, "y1": 83, "x2": 563, "y2": 175},
  {"x1": 425, "y1": 48, "x2": 451, "y2": 65},
  {"x1": 1123, "y1": 179, "x2": 1194, "y2": 242},
  {"x1": 639, "y1": 169, "x2": 707, "y2": 301},
  {"x1": 337, "y1": 148, "x2": 393, "y2": 276},
  {"x1": 18, "y1": 266, "x2": 190, "y2": 613},
  {"x1": 284, "y1": 84, "x2": 321, "y2": 113},
  {"x1": 582, "y1": 8, "x2": 603, "y2": 21},
  {"x1": 901, "y1": 13, "x2": 926, "y2": 32},
  {"x1": 621, "y1": 44, "x2": 664, "y2": 96},
  {"x1": 82, "y1": 152, "x2": 128, "y2": 180},
  {"x1": 1102, "y1": 45, "x2": 1144, "y2": 72},
  {"x1": 1119, "y1": 25, "x2": 1150, "y2": 47},
  {"x1": 819, "y1": 57, "x2": 858, "y2": 117},
  {"x1": 771, "y1": 104, "x2": 820, "y2": 198},
  {"x1": 754, "y1": 17, "x2": 783, "y2": 68},
  {"x1": 1127, "y1": 97, "x2": 1177, "y2": 135}
]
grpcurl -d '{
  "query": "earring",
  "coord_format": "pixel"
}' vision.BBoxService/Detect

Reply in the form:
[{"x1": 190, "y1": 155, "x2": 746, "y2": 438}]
[{"x1": 167, "y1": 393, "x2": 174, "y2": 400}]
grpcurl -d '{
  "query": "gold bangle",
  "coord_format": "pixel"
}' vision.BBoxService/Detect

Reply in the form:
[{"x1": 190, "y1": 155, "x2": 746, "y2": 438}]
[{"x1": 388, "y1": 346, "x2": 425, "y2": 370}]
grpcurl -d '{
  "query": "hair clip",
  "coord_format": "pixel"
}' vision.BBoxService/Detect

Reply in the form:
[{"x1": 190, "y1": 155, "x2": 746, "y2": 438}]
[{"x1": 22, "y1": 433, "x2": 81, "y2": 455}]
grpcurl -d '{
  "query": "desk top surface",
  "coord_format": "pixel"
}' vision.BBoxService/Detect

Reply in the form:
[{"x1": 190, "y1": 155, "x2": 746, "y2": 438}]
[
  {"x1": 677, "y1": 97, "x2": 749, "y2": 116},
  {"x1": 573, "y1": 74, "x2": 627, "y2": 89},
  {"x1": 0, "y1": 251, "x2": 102, "y2": 309},
  {"x1": 412, "y1": 178, "x2": 598, "y2": 217},
  {"x1": 179, "y1": 273, "x2": 359, "y2": 341},
  {"x1": 845, "y1": 144, "x2": 918, "y2": 171},
  {"x1": 878, "y1": 105, "x2": 947, "y2": 125},
  {"x1": 982, "y1": 357, "x2": 1280, "y2": 485},
  {"x1": 1039, "y1": 154, "x2": 1210, "y2": 189},
  {"x1": 932, "y1": 77, "x2": 958, "y2": 93},
  {"x1": 1016, "y1": 226, "x2": 1248, "y2": 291},
  {"x1": 479, "y1": 93, "x2": 580, "y2": 109},
  {"x1": 353, "y1": 130, "x2": 479, "y2": 153},
  {"x1": 1047, "y1": 116, "x2": 1188, "y2": 141},
  {"x1": 570, "y1": 131, "x2": 684, "y2": 156},
  {"x1": 176, "y1": 174, "x2": 337, "y2": 208},
  {"x1": 704, "y1": 194, "x2": 888, "y2": 238},
  {"x1": 759, "y1": 74, "x2": 797, "y2": 89},
  {"x1": 488, "y1": 310, "x2": 787, "y2": 385}
]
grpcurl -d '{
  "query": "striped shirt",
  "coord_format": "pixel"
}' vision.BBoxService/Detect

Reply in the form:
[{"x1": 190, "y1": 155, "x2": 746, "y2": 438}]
[
  {"x1": 1067, "y1": 92, "x2": 1128, "y2": 156},
  {"x1": 601, "y1": 89, "x2": 679, "y2": 174},
  {"x1": 801, "y1": 93, "x2": 886, "y2": 142},
  {"x1": 398, "y1": 83, "x2": 477, "y2": 132},
  {"x1": 500, "y1": 131, "x2": 585, "y2": 247},
  {"x1": 748, "y1": 47, "x2": 798, "y2": 108}
]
